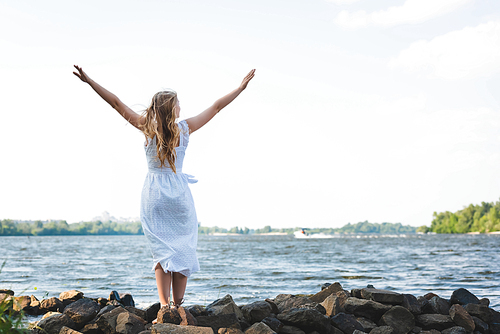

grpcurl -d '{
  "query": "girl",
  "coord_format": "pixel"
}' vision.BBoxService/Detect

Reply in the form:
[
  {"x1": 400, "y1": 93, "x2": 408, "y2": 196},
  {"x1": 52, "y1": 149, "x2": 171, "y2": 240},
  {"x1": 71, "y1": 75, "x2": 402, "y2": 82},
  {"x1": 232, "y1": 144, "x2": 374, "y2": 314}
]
[{"x1": 73, "y1": 65, "x2": 255, "y2": 311}]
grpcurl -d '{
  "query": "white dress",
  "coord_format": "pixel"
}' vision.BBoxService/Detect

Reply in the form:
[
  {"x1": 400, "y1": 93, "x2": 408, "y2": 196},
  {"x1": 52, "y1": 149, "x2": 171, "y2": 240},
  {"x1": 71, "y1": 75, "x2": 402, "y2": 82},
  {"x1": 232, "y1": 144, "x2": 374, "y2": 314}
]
[{"x1": 140, "y1": 120, "x2": 200, "y2": 277}]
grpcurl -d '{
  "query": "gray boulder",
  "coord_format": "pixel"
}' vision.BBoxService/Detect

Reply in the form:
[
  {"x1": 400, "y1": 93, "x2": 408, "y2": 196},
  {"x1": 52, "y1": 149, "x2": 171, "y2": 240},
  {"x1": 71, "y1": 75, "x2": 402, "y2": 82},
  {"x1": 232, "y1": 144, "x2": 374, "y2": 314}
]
[
  {"x1": 330, "y1": 312, "x2": 364, "y2": 334},
  {"x1": 274, "y1": 295, "x2": 325, "y2": 315},
  {"x1": 64, "y1": 298, "x2": 101, "y2": 328},
  {"x1": 401, "y1": 294, "x2": 421, "y2": 315},
  {"x1": 360, "y1": 288, "x2": 404, "y2": 305},
  {"x1": 59, "y1": 290, "x2": 84, "y2": 305},
  {"x1": 40, "y1": 297, "x2": 65, "y2": 313},
  {"x1": 441, "y1": 326, "x2": 467, "y2": 334},
  {"x1": 471, "y1": 315, "x2": 488, "y2": 333},
  {"x1": 449, "y1": 304, "x2": 474, "y2": 332},
  {"x1": 60, "y1": 326, "x2": 84, "y2": 334},
  {"x1": 206, "y1": 295, "x2": 244, "y2": 321},
  {"x1": 157, "y1": 306, "x2": 181, "y2": 325},
  {"x1": 151, "y1": 323, "x2": 213, "y2": 334},
  {"x1": 36, "y1": 313, "x2": 77, "y2": 334},
  {"x1": 415, "y1": 314, "x2": 455, "y2": 331},
  {"x1": 428, "y1": 296, "x2": 450, "y2": 315},
  {"x1": 369, "y1": 326, "x2": 395, "y2": 334},
  {"x1": 96, "y1": 306, "x2": 129, "y2": 334},
  {"x1": 449, "y1": 289, "x2": 480, "y2": 306},
  {"x1": 196, "y1": 313, "x2": 241, "y2": 332},
  {"x1": 344, "y1": 297, "x2": 392, "y2": 322},
  {"x1": 115, "y1": 312, "x2": 147, "y2": 334},
  {"x1": 241, "y1": 301, "x2": 272, "y2": 324},
  {"x1": 185, "y1": 305, "x2": 207, "y2": 318},
  {"x1": 277, "y1": 307, "x2": 331, "y2": 333},
  {"x1": 278, "y1": 325, "x2": 305, "y2": 334},
  {"x1": 379, "y1": 306, "x2": 415, "y2": 334},
  {"x1": 261, "y1": 317, "x2": 283, "y2": 333},
  {"x1": 309, "y1": 282, "x2": 343, "y2": 303},
  {"x1": 243, "y1": 322, "x2": 276, "y2": 334}
]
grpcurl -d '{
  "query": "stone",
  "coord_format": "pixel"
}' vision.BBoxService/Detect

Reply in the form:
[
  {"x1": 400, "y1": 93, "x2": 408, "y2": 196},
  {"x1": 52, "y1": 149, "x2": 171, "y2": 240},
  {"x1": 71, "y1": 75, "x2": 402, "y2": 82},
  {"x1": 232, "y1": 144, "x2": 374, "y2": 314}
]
[
  {"x1": 428, "y1": 296, "x2": 450, "y2": 315},
  {"x1": 320, "y1": 293, "x2": 340, "y2": 317},
  {"x1": 13, "y1": 295, "x2": 32, "y2": 313},
  {"x1": 401, "y1": 294, "x2": 421, "y2": 315},
  {"x1": 264, "y1": 299, "x2": 279, "y2": 315},
  {"x1": 379, "y1": 306, "x2": 415, "y2": 334},
  {"x1": 196, "y1": 313, "x2": 241, "y2": 332},
  {"x1": 145, "y1": 303, "x2": 161, "y2": 323},
  {"x1": 59, "y1": 290, "x2": 84, "y2": 305},
  {"x1": 40, "y1": 297, "x2": 65, "y2": 313},
  {"x1": 463, "y1": 304, "x2": 492, "y2": 323},
  {"x1": 415, "y1": 314, "x2": 455, "y2": 331},
  {"x1": 351, "y1": 289, "x2": 362, "y2": 299},
  {"x1": 43, "y1": 312, "x2": 62, "y2": 319},
  {"x1": 157, "y1": 306, "x2": 181, "y2": 325},
  {"x1": 185, "y1": 305, "x2": 207, "y2": 318},
  {"x1": 125, "y1": 307, "x2": 147, "y2": 321},
  {"x1": 151, "y1": 323, "x2": 213, "y2": 334},
  {"x1": 361, "y1": 288, "x2": 404, "y2": 305},
  {"x1": 36, "y1": 313, "x2": 76, "y2": 334},
  {"x1": 309, "y1": 282, "x2": 343, "y2": 303},
  {"x1": 441, "y1": 326, "x2": 467, "y2": 334},
  {"x1": 478, "y1": 298, "x2": 489, "y2": 307},
  {"x1": 352, "y1": 330, "x2": 365, "y2": 334},
  {"x1": 116, "y1": 311, "x2": 147, "y2": 334},
  {"x1": 109, "y1": 292, "x2": 135, "y2": 307},
  {"x1": 218, "y1": 329, "x2": 243, "y2": 334},
  {"x1": 489, "y1": 322, "x2": 500, "y2": 333},
  {"x1": 417, "y1": 297, "x2": 431, "y2": 314},
  {"x1": 369, "y1": 326, "x2": 395, "y2": 334},
  {"x1": 96, "y1": 306, "x2": 129, "y2": 334},
  {"x1": 471, "y1": 316, "x2": 488, "y2": 333},
  {"x1": 64, "y1": 298, "x2": 101, "y2": 328},
  {"x1": 449, "y1": 304, "x2": 474, "y2": 332},
  {"x1": 356, "y1": 317, "x2": 377, "y2": 332},
  {"x1": 344, "y1": 297, "x2": 392, "y2": 322},
  {"x1": 321, "y1": 283, "x2": 331, "y2": 290},
  {"x1": 98, "y1": 305, "x2": 118, "y2": 318},
  {"x1": 450, "y1": 289, "x2": 480, "y2": 306},
  {"x1": 206, "y1": 295, "x2": 244, "y2": 320},
  {"x1": 418, "y1": 331, "x2": 440, "y2": 334},
  {"x1": 260, "y1": 317, "x2": 283, "y2": 333},
  {"x1": 276, "y1": 307, "x2": 331, "y2": 333},
  {"x1": 241, "y1": 302, "x2": 272, "y2": 324},
  {"x1": 424, "y1": 293, "x2": 438, "y2": 301},
  {"x1": 243, "y1": 322, "x2": 276, "y2": 334},
  {"x1": 278, "y1": 326, "x2": 305, "y2": 334},
  {"x1": 0, "y1": 289, "x2": 14, "y2": 295},
  {"x1": 330, "y1": 312, "x2": 364, "y2": 334},
  {"x1": 30, "y1": 295, "x2": 42, "y2": 315},
  {"x1": 274, "y1": 295, "x2": 325, "y2": 315},
  {"x1": 178, "y1": 307, "x2": 198, "y2": 326},
  {"x1": 80, "y1": 320, "x2": 103, "y2": 334},
  {"x1": 60, "y1": 326, "x2": 84, "y2": 334}
]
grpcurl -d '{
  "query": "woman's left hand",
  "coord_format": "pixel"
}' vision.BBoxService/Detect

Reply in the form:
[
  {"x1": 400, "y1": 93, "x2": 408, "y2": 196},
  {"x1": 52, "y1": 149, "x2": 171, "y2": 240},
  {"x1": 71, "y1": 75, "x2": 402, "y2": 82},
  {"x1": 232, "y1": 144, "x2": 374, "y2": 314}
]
[{"x1": 240, "y1": 69, "x2": 256, "y2": 90}]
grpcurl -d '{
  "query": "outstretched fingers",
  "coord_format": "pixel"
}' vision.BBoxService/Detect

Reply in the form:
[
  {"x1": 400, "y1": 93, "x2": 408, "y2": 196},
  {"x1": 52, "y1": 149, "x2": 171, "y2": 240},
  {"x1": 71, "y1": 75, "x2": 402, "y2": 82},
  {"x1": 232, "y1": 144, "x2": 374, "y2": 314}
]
[
  {"x1": 73, "y1": 65, "x2": 88, "y2": 83},
  {"x1": 241, "y1": 69, "x2": 256, "y2": 89}
]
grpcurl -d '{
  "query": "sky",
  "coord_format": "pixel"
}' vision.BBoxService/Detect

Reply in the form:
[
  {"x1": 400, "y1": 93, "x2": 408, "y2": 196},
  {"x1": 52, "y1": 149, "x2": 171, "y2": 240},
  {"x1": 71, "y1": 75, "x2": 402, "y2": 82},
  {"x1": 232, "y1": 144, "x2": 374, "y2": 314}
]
[{"x1": 1, "y1": 0, "x2": 499, "y2": 229}]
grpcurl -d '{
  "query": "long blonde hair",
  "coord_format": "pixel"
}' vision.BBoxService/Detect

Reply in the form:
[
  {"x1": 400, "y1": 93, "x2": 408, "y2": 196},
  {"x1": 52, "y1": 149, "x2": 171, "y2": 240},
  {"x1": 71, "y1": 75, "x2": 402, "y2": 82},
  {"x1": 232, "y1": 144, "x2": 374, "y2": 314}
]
[{"x1": 140, "y1": 90, "x2": 180, "y2": 172}]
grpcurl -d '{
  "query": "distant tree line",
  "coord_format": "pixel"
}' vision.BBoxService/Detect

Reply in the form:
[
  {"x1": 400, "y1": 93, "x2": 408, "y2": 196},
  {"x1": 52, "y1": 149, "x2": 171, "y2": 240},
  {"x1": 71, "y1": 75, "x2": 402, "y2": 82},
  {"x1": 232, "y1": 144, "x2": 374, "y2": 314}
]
[
  {"x1": 1, "y1": 220, "x2": 417, "y2": 236},
  {"x1": 0, "y1": 220, "x2": 142, "y2": 236},
  {"x1": 417, "y1": 199, "x2": 500, "y2": 234}
]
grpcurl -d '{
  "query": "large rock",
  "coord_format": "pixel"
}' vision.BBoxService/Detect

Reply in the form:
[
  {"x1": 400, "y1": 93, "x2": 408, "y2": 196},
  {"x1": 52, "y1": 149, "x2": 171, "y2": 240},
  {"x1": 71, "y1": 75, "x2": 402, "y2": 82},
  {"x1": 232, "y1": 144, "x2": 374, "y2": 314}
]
[
  {"x1": 64, "y1": 298, "x2": 101, "y2": 328},
  {"x1": 417, "y1": 297, "x2": 432, "y2": 314},
  {"x1": 60, "y1": 326, "x2": 84, "y2": 334},
  {"x1": 309, "y1": 282, "x2": 343, "y2": 303},
  {"x1": 330, "y1": 312, "x2": 364, "y2": 334},
  {"x1": 80, "y1": 320, "x2": 103, "y2": 334},
  {"x1": 243, "y1": 322, "x2": 275, "y2": 334},
  {"x1": 369, "y1": 326, "x2": 395, "y2": 334},
  {"x1": 264, "y1": 299, "x2": 279, "y2": 315},
  {"x1": 96, "y1": 306, "x2": 129, "y2": 334},
  {"x1": 471, "y1": 315, "x2": 489, "y2": 333},
  {"x1": 109, "y1": 292, "x2": 135, "y2": 307},
  {"x1": 449, "y1": 289, "x2": 480, "y2": 306},
  {"x1": 428, "y1": 296, "x2": 450, "y2": 315},
  {"x1": 157, "y1": 306, "x2": 181, "y2": 325},
  {"x1": 196, "y1": 313, "x2": 241, "y2": 332},
  {"x1": 145, "y1": 303, "x2": 161, "y2": 323},
  {"x1": 125, "y1": 307, "x2": 147, "y2": 322},
  {"x1": 401, "y1": 294, "x2": 421, "y2": 315},
  {"x1": 59, "y1": 290, "x2": 84, "y2": 305},
  {"x1": 379, "y1": 306, "x2": 415, "y2": 334},
  {"x1": 206, "y1": 295, "x2": 244, "y2": 321},
  {"x1": 116, "y1": 311, "x2": 147, "y2": 334},
  {"x1": 463, "y1": 303, "x2": 492, "y2": 323},
  {"x1": 415, "y1": 314, "x2": 455, "y2": 331},
  {"x1": 274, "y1": 295, "x2": 325, "y2": 315},
  {"x1": 151, "y1": 323, "x2": 213, "y2": 334},
  {"x1": 449, "y1": 304, "x2": 474, "y2": 332},
  {"x1": 40, "y1": 297, "x2": 65, "y2": 313},
  {"x1": 219, "y1": 329, "x2": 244, "y2": 334},
  {"x1": 241, "y1": 302, "x2": 272, "y2": 324},
  {"x1": 360, "y1": 288, "x2": 404, "y2": 305},
  {"x1": 356, "y1": 317, "x2": 377, "y2": 332},
  {"x1": 13, "y1": 295, "x2": 32, "y2": 313},
  {"x1": 261, "y1": 317, "x2": 283, "y2": 333},
  {"x1": 320, "y1": 293, "x2": 340, "y2": 317},
  {"x1": 277, "y1": 307, "x2": 331, "y2": 333},
  {"x1": 344, "y1": 297, "x2": 392, "y2": 322},
  {"x1": 279, "y1": 326, "x2": 305, "y2": 334},
  {"x1": 178, "y1": 307, "x2": 198, "y2": 326},
  {"x1": 441, "y1": 326, "x2": 467, "y2": 334},
  {"x1": 36, "y1": 313, "x2": 76, "y2": 334},
  {"x1": 186, "y1": 305, "x2": 207, "y2": 318}
]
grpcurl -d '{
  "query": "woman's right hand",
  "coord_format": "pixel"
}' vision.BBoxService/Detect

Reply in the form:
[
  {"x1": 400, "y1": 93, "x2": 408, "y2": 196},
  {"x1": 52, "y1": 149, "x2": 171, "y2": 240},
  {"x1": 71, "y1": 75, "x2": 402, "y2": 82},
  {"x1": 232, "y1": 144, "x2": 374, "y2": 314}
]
[{"x1": 73, "y1": 65, "x2": 91, "y2": 83}]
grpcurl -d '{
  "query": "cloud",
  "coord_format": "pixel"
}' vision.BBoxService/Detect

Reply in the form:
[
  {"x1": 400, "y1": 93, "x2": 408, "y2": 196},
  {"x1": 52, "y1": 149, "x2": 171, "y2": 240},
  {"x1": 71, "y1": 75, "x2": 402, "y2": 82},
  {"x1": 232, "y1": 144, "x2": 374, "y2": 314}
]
[
  {"x1": 334, "y1": 0, "x2": 471, "y2": 28},
  {"x1": 389, "y1": 21, "x2": 500, "y2": 79}
]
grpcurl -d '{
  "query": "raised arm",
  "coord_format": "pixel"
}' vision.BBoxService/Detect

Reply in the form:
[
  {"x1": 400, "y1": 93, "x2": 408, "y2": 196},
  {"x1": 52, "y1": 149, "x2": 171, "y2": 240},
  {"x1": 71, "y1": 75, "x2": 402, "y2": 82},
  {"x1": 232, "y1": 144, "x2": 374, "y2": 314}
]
[
  {"x1": 186, "y1": 69, "x2": 255, "y2": 133},
  {"x1": 73, "y1": 65, "x2": 144, "y2": 129}
]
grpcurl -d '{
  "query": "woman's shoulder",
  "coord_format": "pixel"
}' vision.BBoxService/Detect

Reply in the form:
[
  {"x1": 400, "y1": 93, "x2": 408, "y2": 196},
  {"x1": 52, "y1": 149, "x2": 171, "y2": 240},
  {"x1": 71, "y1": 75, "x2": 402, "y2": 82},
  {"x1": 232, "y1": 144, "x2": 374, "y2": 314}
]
[{"x1": 178, "y1": 120, "x2": 191, "y2": 134}]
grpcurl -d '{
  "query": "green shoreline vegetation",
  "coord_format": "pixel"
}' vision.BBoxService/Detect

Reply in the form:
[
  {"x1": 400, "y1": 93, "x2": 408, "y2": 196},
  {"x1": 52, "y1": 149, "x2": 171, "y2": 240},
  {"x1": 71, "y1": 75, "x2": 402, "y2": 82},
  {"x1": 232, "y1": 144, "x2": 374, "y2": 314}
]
[{"x1": 2, "y1": 198, "x2": 499, "y2": 236}]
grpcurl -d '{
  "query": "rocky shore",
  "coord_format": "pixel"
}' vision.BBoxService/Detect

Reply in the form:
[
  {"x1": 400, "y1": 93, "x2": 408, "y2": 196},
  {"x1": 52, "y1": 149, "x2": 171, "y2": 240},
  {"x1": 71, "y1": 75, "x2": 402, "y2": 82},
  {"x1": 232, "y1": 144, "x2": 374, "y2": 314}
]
[{"x1": 2, "y1": 283, "x2": 499, "y2": 334}]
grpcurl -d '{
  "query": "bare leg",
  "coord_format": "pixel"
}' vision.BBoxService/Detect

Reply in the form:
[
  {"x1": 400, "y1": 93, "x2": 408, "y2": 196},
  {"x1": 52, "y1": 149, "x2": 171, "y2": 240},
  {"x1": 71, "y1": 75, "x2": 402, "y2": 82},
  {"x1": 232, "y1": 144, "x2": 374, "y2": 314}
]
[
  {"x1": 154, "y1": 263, "x2": 171, "y2": 306},
  {"x1": 171, "y1": 272, "x2": 188, "y2": 306}
]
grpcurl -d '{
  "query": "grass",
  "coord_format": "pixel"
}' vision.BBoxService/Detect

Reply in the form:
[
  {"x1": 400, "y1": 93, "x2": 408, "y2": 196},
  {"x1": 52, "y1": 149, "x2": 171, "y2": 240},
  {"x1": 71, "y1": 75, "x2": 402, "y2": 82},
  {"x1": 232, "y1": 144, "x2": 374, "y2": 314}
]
[{"x1": 0, "y1": 261, "x2": 28, "y2": 334}]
